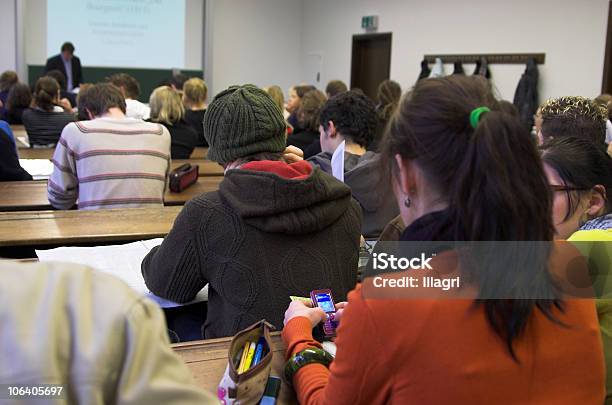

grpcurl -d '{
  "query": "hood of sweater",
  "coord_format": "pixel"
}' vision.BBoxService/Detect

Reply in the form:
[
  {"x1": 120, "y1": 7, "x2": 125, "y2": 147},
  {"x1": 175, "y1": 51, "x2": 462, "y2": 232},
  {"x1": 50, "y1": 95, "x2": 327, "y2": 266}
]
[
  {"x1": 219, "y1": 160, "x2": 354, "y2": 235},
  {"x1": 309, "y1": 151, "x2": 390, "y2": 212}
]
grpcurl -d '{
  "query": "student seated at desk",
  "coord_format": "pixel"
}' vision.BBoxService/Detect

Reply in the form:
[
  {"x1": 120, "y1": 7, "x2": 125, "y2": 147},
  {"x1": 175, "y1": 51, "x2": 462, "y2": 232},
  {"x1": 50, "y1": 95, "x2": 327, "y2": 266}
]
[
  {"x1": 149, "y1": 86, "x2": 198, "y2": 159},
  {"x1": 142, "y1": 84, "x2": 362, "y2": 339},
  {"x1": 48, "y1": 83, "x2": 171, "y2": 210},
  {"x1": 0, "y1": 126, "x2": 32, "y2": 181},
  {"x1": 537, "y1": 96, "x2": 607, "y2": 147},
  {"x1": 22, "y1": 76, "x2": 75, "y2": 147},
  {"x1": 308, "y1": 91, "x2": 399, "y2": 239},
  {"x1": 282, "y1": 76, "x2": 605, "y2": 404},
  {"x1": 0, "y1": 261, "x2": 217, "y2": 404},
  {"x1": 182, "y1": 77, "x2": 208, "y2": 146},
  {"x1": 541, "y1": 137, "x2": 612, "y2": 403},
  {"x1": 107, "y1": 73, "x2": 151, "y2": 120},
  {"x1": 45, "y1": 69, "x2": 77, "y2": 108},
  {"x1": 0, "y1": 70, "x2": 18, "y2": 120},
  {"x1": 286, "y1": 89, "x2": 326, "y2": 155},
  {"x1": 5, "y1": 82, "x2": 31, "y2": 125}
]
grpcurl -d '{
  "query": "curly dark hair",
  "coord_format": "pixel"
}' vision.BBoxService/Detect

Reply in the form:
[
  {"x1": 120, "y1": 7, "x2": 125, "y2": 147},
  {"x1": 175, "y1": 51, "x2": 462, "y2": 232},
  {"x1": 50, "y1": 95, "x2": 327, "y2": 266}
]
[
  {"x1": 540, "y1": 96, "x2": 607, "y2": 146},
  {"x1": 319, "y1": 91, "x2": 377, "y2": 147}
]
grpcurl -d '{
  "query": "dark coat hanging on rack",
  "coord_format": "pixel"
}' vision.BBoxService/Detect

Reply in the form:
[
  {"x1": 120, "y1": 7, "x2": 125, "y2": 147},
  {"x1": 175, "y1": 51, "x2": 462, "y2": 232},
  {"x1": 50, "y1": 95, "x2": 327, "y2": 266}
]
[
  {"x1": 473, "y1": 57, "x2": 491, "y2": 79},
  {"x1": 418, "y1": 59, "x2": 431, "y2": 81},
  {"x1": 513, "y1": 58, "x2": 539, "y2": 131},
  {"x1": 452, "y1": 62, "x2": 465, "y2": 75}
]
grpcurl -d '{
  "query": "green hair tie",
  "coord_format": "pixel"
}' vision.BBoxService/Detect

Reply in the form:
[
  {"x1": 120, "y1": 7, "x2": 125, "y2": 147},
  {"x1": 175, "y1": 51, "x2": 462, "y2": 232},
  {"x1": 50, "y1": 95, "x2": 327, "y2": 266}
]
[{"x1": 470, "y1": 107, "x2": 491, "y2": 129}]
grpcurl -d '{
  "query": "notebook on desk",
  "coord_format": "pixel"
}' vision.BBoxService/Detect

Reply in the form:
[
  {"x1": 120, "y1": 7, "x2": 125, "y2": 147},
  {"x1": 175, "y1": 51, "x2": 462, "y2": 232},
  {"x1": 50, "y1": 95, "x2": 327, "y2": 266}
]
[{"x1": 36, "y1": 238, "x2": 208, "y2": 308}]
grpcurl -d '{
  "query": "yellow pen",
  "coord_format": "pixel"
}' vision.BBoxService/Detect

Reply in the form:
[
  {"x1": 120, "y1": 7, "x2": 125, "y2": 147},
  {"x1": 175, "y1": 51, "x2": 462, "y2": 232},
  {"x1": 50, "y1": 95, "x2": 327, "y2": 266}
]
[
  {"x1": 242, "y1": 342, "x2": 257, "y2": 373},
  {"x1": 237, "y1": 341, "x2": 251, "y2": 373}
]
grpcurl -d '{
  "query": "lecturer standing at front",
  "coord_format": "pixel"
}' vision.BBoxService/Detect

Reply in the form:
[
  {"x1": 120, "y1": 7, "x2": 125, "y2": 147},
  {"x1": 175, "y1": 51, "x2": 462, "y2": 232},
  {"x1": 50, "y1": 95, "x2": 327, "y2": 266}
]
[{"x1": 44, "y1": 42, "x2": 83, "y2": 92}]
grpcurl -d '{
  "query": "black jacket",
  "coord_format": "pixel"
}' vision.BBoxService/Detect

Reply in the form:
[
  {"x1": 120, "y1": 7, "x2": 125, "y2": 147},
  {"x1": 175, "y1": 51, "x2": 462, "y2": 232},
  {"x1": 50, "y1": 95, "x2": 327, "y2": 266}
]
[
  {"x1": 0, "y1": 129, "x2": 32, "y2": 181},
  {"x1": 513, "y1": 58, "x2": 539, "y2": 131},
  {"x1": 184, "y1": 109, "x2": 207, "y2": 147},
  {"x1": 287, "y1": 129, "x2": 319, "y2": 152},
  {"x1": 44, "y1": 54, "x2": 83, "y2": 90},
  {"x1": 156, "y1": 120, "x2": 199, "y2": 159},
  {"x1": 22, "y1": 108, "x2": 76, "y2": 146},
  {"x1": 142, "y1": 165, "x2": 362, "y2": 338}
]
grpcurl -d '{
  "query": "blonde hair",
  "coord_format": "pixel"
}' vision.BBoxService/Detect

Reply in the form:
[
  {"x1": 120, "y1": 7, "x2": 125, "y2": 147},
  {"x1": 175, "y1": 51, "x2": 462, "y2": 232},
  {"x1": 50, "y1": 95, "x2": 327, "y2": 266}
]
[
  {"x1": 183, "y1": 78, "x2": 208, "y2": 106},
  {"x1": 265, "y1": 85, "x2": 285, "y2": 114},
  {"x1": 149, "y1": 86, "x2": 184, "y2": 125}
]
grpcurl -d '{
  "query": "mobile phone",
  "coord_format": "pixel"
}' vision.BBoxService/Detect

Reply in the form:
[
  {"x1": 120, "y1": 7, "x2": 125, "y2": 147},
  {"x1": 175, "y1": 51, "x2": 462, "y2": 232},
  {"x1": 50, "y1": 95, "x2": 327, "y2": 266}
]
[{"x1": 310, "y1": 289, "x2": 337, "y2": 337}]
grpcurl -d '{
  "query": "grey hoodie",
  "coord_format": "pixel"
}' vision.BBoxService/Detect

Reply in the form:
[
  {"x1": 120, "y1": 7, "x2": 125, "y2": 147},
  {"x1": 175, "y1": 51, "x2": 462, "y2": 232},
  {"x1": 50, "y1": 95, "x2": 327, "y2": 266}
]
[{"x1": 308, "y1": 151, "x2": 399, "y2": 239}]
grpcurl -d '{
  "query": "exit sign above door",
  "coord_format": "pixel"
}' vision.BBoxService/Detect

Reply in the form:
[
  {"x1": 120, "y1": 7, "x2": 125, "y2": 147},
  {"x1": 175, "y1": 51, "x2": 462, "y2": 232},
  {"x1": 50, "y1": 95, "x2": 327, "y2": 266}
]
[{"x1": 361, "y1": 15, "x2": 379, "y2": 32}]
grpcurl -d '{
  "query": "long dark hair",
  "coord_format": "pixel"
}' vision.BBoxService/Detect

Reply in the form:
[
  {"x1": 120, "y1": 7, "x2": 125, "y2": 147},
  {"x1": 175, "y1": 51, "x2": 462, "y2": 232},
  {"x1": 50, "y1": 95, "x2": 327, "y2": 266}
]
[
  {"x1": 6, "y1": 83, "x2": 31, "y2": 110},
  {"x1": 382, "y1": 75, "x2": 561, "y2": 359},
  {"x1": 541, "y1": 136, "x2": 612, "y2": 221},
  {"x1": 33, "y1": 76, "x2": 60, "y2": 112},
  {"x1": 297, "y1": 90, "x2": 327, "y2": 132},
  {"x1": 376, "y1": 79, "x2": 402, "y2": 122}
]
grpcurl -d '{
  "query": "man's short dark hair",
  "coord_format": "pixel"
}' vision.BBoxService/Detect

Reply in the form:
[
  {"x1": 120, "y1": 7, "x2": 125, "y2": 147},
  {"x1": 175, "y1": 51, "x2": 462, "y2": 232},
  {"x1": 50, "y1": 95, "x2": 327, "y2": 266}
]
[
  {"x1": 78, "y1": 83, "x2": 126, "y2": 118},
  {"x1": 319, "y1": 90, "x2": 378, "y2": 148},
  {"x1": 61, "y1": 42, "x2": 75, "y2": 54},
  {"x1": 45, "y1": 70, "x2": 67, "y2": 91},
  {"x1": 107, "y1": 73, "x2": 141, "y2": 99},
  {"x1": 325, "y1": 80, "x2": 348, "y2": 98},
  {"x1": 540, "y1": 96, "x2": 607, "y2": 146},
  {"x1": 170, "y1": 73, "x2": 188, "y2": 90}
]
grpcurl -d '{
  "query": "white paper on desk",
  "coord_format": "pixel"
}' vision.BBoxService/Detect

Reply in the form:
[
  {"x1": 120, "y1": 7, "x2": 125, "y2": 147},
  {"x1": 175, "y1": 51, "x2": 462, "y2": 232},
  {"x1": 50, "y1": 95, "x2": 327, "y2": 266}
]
[
  {"x1": 16, "y1": 136, "x2": 30, "y2": 148},
  {"x1": 19, "y1": 159, "x2": 53, "y2": 180},
  {"x1": 331, "y1": 140, "x2": 345, "y2": 183},
  {"x1": 36, "y1": 239, "x2": 209, "y2": 308}
]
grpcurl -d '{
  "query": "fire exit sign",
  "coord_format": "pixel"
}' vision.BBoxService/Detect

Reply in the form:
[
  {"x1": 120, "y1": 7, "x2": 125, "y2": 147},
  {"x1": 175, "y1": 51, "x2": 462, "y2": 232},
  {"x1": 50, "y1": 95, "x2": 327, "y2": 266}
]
[{"x1": 361, "y1": 15, "x2": 379, "y2": 31}]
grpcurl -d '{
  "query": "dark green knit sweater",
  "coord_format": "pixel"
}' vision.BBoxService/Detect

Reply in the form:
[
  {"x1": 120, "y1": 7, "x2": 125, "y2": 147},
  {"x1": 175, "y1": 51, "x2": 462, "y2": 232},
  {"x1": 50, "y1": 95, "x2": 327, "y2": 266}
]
[{"x1": 142, "y1": 166, "x2": 362, "y2": 338}]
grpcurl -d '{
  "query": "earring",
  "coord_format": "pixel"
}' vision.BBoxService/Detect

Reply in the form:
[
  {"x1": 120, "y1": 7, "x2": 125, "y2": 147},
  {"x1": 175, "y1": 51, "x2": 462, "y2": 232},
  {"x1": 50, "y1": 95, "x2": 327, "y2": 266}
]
[{"x1": 404, "y1": 197, "x2": 412, "y2": 208}]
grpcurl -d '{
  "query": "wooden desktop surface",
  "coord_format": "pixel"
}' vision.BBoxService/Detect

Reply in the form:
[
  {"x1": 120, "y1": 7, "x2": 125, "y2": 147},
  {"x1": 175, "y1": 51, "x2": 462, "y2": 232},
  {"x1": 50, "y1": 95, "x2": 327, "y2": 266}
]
[
  {"x1": 0, "y1": 178, "x2": 223, "y2": 211},
  {"x1": 0, "y1": 206, "x2": 181, "y2": 247},
  {"x1": 172, "y1": 332, "x2": 297, "y2": 404}
]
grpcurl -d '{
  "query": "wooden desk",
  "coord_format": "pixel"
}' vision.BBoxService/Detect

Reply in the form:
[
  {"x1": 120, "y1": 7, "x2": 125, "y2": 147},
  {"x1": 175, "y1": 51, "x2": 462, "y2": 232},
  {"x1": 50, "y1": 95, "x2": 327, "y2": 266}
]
[
  {"x1": 0, "y1": 206, "x2": 181, "y2": 247},
  {"x1": 0, "y1": 178, "x2": 222, "y2": 211},
  {"x1": 191, "y1": 147, "x2": 209, "y2": 159},
  {"x1": 173, "y1": 159, "x2": 224, "y2": 176},
  {"x1": 18, "y1": 148, "x2": 54, "y2": 159},
  {"x1": 173, "y1": 333, "x2": 297, "y2": 404},
  {"x1": 11, "y1": 125, "x2": 26, "y2": 137}
]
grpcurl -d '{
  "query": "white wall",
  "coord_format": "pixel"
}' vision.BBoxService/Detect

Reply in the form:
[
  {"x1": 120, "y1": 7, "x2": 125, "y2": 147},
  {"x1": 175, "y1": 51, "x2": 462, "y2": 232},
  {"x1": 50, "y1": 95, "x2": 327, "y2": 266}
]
[
  {"x1": 0, "y1": 0, "x2": 17, "y2": 73},
  {"x1": 300, "y1": 0, "x2": 609, "y2": 101},
  {"x1": 206, "y1": 0, "x2": 303, "y2": 97}
]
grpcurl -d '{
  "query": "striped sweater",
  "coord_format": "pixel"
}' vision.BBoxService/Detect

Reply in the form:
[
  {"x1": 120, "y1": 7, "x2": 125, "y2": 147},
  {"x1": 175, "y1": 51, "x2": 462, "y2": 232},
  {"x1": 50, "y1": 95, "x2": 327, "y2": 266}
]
[{"x1": 48, "y1": 117, "x2": 171, "y2": 210}]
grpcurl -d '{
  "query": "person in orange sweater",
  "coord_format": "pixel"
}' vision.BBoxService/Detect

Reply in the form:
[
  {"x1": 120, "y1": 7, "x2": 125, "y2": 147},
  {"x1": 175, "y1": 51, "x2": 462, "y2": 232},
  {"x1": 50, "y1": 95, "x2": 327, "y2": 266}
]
[{"x1": 282, "y1": 75, "x2": 606, "y2": 404}]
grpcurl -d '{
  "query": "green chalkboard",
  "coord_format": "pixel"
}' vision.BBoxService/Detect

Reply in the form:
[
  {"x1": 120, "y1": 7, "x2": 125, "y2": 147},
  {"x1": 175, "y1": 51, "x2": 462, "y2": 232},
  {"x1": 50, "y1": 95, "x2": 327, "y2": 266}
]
[{"x1": 28, "y1": 65, "x2": 203, "y2": 102}]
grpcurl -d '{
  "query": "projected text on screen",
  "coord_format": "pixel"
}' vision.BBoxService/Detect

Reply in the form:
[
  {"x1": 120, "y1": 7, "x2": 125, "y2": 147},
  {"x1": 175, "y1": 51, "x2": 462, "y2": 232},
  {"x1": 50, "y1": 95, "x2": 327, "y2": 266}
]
[{"x1": 47, "y1": 0, "x2": 186, "y2": 69}]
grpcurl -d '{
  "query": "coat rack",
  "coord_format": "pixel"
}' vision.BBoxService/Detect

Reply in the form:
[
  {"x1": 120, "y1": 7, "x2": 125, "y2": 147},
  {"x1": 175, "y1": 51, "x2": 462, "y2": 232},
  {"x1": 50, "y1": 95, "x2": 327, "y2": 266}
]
[{"x1": 423, "y1": 53, "x2": 545, "y2": 65}]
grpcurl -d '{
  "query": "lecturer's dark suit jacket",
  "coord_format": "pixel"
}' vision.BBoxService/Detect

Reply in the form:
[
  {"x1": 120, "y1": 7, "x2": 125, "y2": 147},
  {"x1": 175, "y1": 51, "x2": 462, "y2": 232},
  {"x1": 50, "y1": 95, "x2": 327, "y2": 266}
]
[{"x1": 44, "y1": 54, "x2": 83, "y2": 90}]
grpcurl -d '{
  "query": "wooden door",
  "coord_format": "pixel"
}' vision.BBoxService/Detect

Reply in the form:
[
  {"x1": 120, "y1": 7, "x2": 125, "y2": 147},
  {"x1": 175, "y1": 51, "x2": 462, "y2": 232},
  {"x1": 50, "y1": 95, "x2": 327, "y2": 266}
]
[{"x1": 351, "y1": 33, "x2": 392, "y2": 100}]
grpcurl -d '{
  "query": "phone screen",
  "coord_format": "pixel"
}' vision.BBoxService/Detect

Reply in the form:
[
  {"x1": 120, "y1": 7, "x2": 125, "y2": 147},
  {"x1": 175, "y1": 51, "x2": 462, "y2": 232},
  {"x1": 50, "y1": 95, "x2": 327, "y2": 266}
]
[{"x1": 315, "y1": 293, "x2": 335, "y2": 313}]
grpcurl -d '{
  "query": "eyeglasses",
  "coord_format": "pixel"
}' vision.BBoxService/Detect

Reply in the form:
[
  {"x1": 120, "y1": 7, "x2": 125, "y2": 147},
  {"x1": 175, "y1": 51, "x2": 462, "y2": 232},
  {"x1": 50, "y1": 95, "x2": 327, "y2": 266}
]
[{"x1": 549, "y1": 185, "x2": 589, "y2": 193}]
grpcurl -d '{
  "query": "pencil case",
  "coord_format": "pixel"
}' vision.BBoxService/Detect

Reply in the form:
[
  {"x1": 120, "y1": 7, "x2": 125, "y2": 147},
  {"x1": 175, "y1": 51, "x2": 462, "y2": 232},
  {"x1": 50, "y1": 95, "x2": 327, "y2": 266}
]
[
  {"x1": 218, "y1": 320, "x2": 275, "y2": 405},
  {"x1": 169, "y1": 163, "x2": 199, "y2": 192}
]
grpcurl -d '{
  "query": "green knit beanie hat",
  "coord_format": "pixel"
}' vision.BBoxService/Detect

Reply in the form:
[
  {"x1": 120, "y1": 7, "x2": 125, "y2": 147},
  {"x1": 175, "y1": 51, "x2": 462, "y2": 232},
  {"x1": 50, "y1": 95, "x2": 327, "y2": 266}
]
[{"x1": 203, "y1": 84, "x2": 287, "y2": 164}]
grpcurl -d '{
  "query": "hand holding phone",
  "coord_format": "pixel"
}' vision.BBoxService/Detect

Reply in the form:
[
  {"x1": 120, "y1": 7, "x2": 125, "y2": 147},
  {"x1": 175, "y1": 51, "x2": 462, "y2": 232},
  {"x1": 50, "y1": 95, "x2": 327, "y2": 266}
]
[{"x1": 310, "y1": 289, "x2": 338, "y2": 337}]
